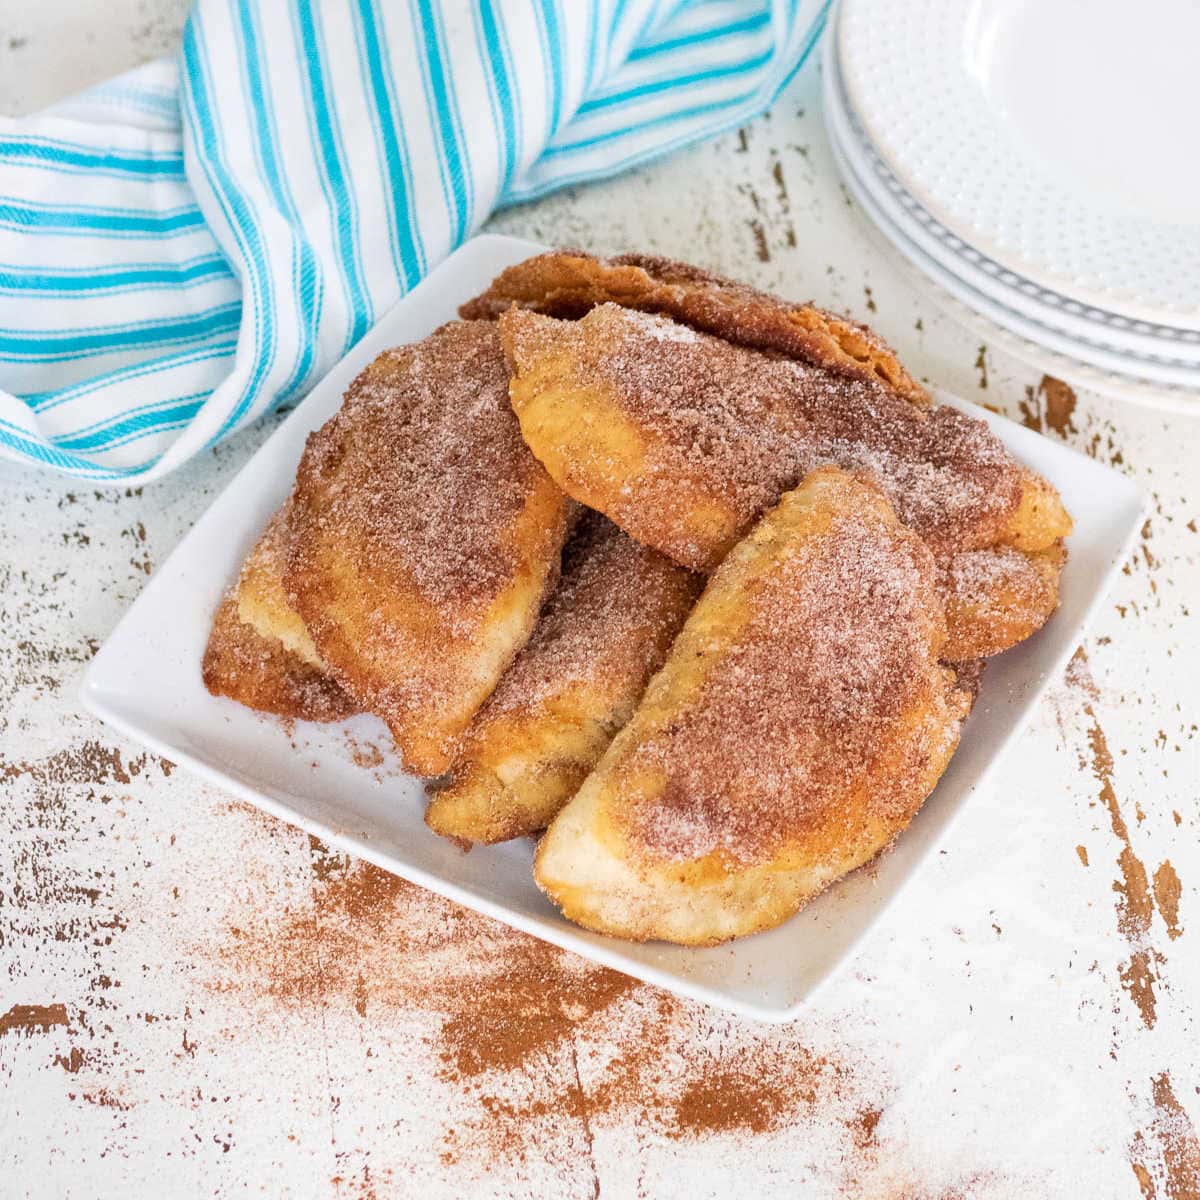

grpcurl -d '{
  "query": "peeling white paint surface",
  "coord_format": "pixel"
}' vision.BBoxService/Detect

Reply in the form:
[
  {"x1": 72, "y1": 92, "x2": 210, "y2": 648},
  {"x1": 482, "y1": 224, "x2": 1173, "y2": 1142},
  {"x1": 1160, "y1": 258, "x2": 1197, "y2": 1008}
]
[{"x1": 1, "y1": 9, "x2": 1198, "y2": 1199}]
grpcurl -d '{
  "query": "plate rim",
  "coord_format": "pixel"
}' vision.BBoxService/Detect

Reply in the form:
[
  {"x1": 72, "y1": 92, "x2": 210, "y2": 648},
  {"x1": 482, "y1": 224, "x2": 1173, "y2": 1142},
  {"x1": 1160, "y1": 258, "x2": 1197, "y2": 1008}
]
[
  {"x1": 822, "y1": 51, "x2": 1200, "y2": 409},
  {"x1": 826, "y1": 128, "x2": 1200, "y2": 409},
  {"x1": 824, "y1": 38, "x2": 1200, "y2": 370},
  {"x1": 836, "y1": 0, "x2": 1200, "y2": 329},
  {"x1": 824, "y1": 80, "x2": 1200, "y2": 391}
]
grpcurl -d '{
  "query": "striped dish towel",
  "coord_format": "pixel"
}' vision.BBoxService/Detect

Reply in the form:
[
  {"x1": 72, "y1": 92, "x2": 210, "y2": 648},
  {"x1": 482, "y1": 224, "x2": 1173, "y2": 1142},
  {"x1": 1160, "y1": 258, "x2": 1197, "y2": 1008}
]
[{"x1": 0, "y1": 0, "x2": 829, "y2": 481}]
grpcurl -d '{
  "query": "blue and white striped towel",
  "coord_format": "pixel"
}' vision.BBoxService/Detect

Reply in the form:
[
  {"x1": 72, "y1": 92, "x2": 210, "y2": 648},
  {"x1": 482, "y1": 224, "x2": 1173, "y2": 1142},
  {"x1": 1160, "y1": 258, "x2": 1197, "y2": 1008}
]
[{"x1": 0, "y1": 0, "x2": 828, "y2": 481}]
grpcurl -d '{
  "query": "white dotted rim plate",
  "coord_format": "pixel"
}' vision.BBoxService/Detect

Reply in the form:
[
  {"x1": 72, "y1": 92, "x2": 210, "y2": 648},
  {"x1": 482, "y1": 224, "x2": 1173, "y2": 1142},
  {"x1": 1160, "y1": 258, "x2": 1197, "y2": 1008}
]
[
  {"x1": 823, "y1": 44, "x2": 1200, "y2": 397},
  {"x1": 825, "y1": 71, "x2": 1200, "y2": 409},
  {"x1": 825, "y1": 41, "x2": 1200, "y2": 373},
  {"x1": 837, "y1": 0, "x2": 1200, "y2": 330}
]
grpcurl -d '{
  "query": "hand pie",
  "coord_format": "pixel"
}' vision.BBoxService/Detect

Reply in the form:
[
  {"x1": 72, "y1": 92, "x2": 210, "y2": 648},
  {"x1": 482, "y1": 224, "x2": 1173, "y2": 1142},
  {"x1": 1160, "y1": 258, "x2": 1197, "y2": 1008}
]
[
  {"x1": 499, "y1": 302, "x2": 1070, "y2": 654},
  {"x1": 285, "y1": 321, "x2": 573, "y2": 775},
  {"x1": 425, "y1": 512, "x2": 701, "y2": 844},
  {"x1": 460, "y1": 247, "x2": 928, "y2": 405},
  {"x1": 202, "y1": 505, "x2": 356, "y2": 722},
  {"x1": 937, "y1": 543, "x2": 1067, "y2": 661},
  {"x1": 534, "y1": 468, "x2": 972, "y2": 945}
]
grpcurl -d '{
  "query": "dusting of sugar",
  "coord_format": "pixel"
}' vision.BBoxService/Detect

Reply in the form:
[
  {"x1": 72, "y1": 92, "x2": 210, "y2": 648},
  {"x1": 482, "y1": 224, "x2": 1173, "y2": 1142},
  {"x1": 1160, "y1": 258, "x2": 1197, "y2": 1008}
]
[
  {"x1": 936, "y1": 544, "x2": 1060, "y2": 659},
  {"x1": 624, "y1": 478, "x2": 964, "y2": 866},
  {"x1": 479, "y1": 511, "x2": 701, "y2": 720},
  {"x1": 943, "y1": 545, "x2": 1042, "y2": 606},
  {"x1": 621, "y1": 307, "x2": 702, "y2": 343},
  {"x1": 238, "y1": 504, "x2": 292, "y2": 592},
  {"x1": 508, "y1": 304, "x2": 1023, "y2": 565},
  {"x1": 291, "y1": 321, "x2": 560, "y2": 612}
]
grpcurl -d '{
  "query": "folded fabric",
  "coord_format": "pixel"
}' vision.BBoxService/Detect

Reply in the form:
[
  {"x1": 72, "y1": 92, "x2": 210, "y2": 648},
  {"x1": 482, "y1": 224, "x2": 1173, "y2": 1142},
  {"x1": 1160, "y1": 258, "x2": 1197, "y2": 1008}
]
[{"x1": 0, "y1": 0, "x2": 828, "y2": 481}]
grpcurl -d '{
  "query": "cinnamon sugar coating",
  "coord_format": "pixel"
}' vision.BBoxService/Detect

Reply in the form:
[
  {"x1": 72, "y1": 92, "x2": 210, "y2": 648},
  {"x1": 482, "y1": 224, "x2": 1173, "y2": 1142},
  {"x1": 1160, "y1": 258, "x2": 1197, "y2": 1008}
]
[
  {"x1": 460, "y1": 248, "x2": 929, "y2": 405},
  {"x1": 938, "y1": 542, "x2": 1066, "y2": 661},
  {"x1": 202, "y1": 505, "x2": 356, "y2": 723},
  {"x1": 285, "y1": 321, "x2": 574, "y2": 776},
  {"x1": 202, "y1": 594, "x2": 356, "y2": 723},
  {"x1": 500, "y1": 302, "x2": 1069, "y2": 656},
  {"x1": 425, "y1": 511, "x2": 701, "y2": 844},
  {"x1": 501, "y1": 303, "x2": 1027, "y2": 569},
  {"x1": 535, "y1": 468, "x2": 972, "y2": 945}
]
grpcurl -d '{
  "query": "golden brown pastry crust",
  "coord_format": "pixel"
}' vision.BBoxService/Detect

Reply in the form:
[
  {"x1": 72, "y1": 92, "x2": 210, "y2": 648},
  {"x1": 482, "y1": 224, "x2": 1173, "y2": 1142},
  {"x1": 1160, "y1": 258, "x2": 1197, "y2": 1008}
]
[
  {"x1": 534, "y1": 468, "x2": 971, "y2": 945},
  {"x1": 202, "y1": 598, "x2": 356, "y2": 724},
  {"x1": 425, "y1": 512, "x2": 701, "y2": 844},
  {"x1": 461, "y1": 248, "x2": 929, "y2": 405},
  {"x1": 202, "y1": 507, "x2": 357, "y2": 723},
  {"x1": 938, "y1": 542, "x2": 1066, "y2": 661},
  {"x1": 499, "y1": 302, "x2": 1070, "y2": 656},
  {"x1": 285, "y1": 321, "x2": 573, "y2": 776},
  {"x1": 233, "y1": 505, "x2": 325, "y2": 668}
]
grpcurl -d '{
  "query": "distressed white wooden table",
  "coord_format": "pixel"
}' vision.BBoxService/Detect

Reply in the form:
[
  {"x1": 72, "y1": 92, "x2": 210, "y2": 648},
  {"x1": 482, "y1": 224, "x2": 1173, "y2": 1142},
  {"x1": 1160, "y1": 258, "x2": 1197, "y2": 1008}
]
[{"x1": 1, "y1": 8, "x2": 1197, "y2": 1199}]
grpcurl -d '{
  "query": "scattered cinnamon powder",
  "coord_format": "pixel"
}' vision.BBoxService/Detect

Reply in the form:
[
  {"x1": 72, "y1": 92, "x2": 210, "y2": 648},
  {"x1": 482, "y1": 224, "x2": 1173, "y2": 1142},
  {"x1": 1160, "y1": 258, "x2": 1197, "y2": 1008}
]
[
  {"x1": 1058, "y1": 650, "x2": 1175, "y2": 1034},
  {"x1": 1019, "y1": 376, "x2": 1078, "y2": 439},
  {"x1": 215, "y1": 798, "x2": 292, "y2": 839},
  {"x1": 0, "y1": 1002, "x2": 69, "y2": 1036},
  {"x1": 343, "y1": 731, "x2": 386, "y2": 772},
  {"x1": 1153, "y1": 861, "x2": 1184, "y2": 942},
  {"x1": 1131, "y1": 1153, "x2": 1156, "y2": 1200},
  {"x1": 76, "y1": 1087, "x2": 133, "y2": 1112},
  {"x1": 54, "y1": 1045, "x2": 87, "y2": 1073},
  {"x1": 0, "y1": 736, "x2": 158, "y2": 1124},
  {"x1": 437, "y1": 936, "x2": 636, "y2": 1080},
  {"x1": 665, "y1": 1063, "x2": 818, "y2": 1138},
  {"x1": 305, "y1": 858, "x2": 828, "y2": 1146},
  {"x1": 0, "y1": 740, "x2": 147, "y2": 788},
  {"x1": 852, "y1": 1104, "x2": 884, "y2": 1149},
  {"x1": 1151, "y1": 1073, "x2": 1200, "y2": 1200},
  {"x1": 1085, "y1": 701, "x2": 1159, "y2": 1029},
  {"x1": 197, "y1": 842, "x2": 1010, "y2": 1195},
  {"x1": 1130, "y1": 1073, "x2": 1200, "y2": 1200}
]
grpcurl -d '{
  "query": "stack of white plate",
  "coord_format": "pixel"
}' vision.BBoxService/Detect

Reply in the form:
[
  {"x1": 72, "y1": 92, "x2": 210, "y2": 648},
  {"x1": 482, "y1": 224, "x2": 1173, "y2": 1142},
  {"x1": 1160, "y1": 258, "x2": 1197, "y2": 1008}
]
[{"x1": 823, "y1": 0, "x2": 1200, "y2": 408}]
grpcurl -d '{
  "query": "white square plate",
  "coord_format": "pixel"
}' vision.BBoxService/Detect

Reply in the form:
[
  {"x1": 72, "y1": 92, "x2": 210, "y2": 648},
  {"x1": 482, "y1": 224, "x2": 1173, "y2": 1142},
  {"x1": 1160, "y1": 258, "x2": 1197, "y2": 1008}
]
[{"x1": 80, "y1": 234, "x2": 1147, "y2": 1021}]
